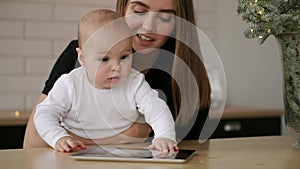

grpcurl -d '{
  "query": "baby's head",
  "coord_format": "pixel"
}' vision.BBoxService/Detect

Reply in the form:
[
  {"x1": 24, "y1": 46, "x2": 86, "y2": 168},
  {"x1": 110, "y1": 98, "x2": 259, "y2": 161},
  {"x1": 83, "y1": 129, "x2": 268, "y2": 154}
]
[
  {"x1": 76, "y1": 9, "x2": 133, "y2": 89},
  {"x1": 78, "y1": 9, "x2": 121, "y2": 48}
]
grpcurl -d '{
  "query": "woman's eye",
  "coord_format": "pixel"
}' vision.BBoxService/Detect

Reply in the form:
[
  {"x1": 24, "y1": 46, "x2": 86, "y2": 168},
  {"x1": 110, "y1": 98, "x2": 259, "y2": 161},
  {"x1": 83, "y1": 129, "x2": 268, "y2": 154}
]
[
  {"x1": 133, "y1": 10, "x2": 146, "y2": 15},
  {"x1": 132, "y1": 6, "x2": 147, "y2": 15},
  {"x1": 159, "y1": 14, "x2": 172, "y2": 22},
  {"x1": 160, "y1": 17, "x2": 171, "y2": 22}
]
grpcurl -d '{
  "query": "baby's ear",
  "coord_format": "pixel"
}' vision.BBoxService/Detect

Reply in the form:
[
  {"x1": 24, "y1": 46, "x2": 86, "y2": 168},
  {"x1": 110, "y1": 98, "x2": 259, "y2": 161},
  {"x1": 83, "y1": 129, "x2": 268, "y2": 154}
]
[{"x1": 76, "y1": 47, "x2": 85, "y2": 66}]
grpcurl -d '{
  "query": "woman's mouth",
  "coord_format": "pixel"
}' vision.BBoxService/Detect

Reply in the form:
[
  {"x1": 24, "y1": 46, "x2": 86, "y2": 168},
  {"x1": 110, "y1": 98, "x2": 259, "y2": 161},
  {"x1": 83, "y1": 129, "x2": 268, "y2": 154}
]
[{"x1": 137, "y1": 34, "x2": 155, "y2": 42}]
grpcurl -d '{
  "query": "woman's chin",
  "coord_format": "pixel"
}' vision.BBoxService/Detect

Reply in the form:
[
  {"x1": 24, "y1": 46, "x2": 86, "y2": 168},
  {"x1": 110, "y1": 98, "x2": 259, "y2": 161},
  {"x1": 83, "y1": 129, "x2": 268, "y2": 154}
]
[{"x1": 133, "y1": 46, "x2": 160, "y2": 55}]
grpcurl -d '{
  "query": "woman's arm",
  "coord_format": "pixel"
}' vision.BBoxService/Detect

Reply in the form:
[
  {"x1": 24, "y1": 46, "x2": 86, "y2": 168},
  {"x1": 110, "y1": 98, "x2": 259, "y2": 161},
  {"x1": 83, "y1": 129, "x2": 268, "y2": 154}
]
[
  {"x1": 23, "y1": 94, "x2": 48, "y2": 149},
  {"x1": 68, "y1": 116, "x2": 152, "y2": 145},
  {"x1": 24, "y1": 40, "x2": 79, "y2": 149}
]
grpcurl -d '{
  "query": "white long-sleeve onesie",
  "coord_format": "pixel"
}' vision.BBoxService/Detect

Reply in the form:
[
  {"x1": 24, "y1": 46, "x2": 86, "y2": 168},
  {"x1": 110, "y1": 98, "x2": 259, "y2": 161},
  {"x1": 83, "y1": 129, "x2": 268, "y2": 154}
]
[{"x1": 34, "y1": 67, "x2": 175, "y2": 148}]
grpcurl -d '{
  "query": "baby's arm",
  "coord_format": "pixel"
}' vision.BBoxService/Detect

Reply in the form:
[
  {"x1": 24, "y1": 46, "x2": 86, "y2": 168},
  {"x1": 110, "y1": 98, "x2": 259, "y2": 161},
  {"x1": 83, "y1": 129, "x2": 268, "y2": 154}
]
[
  {"x1": 131, "y1": 71, "x2": 177, "y2": 152},
  {"x1": 55, "y1": 136, "x2": 87, "y2": 152},
  {"x1": 148, "y1": 138, "x2": 179, "y2": 153},
  {"x1": 34, "y1": 74, "x2": 74, "y2": 150}
]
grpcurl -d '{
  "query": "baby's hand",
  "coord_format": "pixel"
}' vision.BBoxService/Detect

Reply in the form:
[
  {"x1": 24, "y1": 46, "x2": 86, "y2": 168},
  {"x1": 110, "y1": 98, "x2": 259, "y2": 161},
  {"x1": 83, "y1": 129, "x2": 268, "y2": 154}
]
[
  {"x1": 148, "y1": 138, "x2": 179, "y2": 153},
  {"x1": 55, "y1": 136, "x2": 87, "y2": 153}
]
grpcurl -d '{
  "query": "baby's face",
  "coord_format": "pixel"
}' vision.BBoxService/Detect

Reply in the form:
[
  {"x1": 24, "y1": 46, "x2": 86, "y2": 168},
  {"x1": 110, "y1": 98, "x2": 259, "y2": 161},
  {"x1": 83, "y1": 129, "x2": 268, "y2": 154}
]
[
  {"x1": 84, "y1": 37, "x2": 132, "y2": 89},
  {"x1": 79, "y1": 18, "x2": 133, "y2": 89}
]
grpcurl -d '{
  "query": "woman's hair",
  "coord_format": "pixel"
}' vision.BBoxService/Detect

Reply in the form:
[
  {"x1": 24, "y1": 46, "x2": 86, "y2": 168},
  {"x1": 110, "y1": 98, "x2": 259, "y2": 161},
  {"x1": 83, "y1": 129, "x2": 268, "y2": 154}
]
[{"x1": 116, "y1": 0, "x2": 211, "y2": 125}]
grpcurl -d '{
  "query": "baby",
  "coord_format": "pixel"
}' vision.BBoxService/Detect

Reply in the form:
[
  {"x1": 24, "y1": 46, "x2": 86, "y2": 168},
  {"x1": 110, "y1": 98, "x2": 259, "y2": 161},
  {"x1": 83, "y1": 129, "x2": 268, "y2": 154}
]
[{"x1": 34, "y1": 9, "x2": 178, "y2": 153}]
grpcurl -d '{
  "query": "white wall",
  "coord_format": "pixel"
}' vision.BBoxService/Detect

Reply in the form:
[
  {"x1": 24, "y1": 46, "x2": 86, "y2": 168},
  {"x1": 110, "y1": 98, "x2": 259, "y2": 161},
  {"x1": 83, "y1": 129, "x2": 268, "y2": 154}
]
[
  {"x1": 0, "y1": 0, "x2": 284, "y2": 111},
  {"x1": 212, "y1": 0, "x2": 284, "y2": 109},
  {"x1": 206, "y1": 0, "x2": 286, "y2": 135},
  {"x1": 0, "y1": 0, "x2": 116, "y2": 110}
]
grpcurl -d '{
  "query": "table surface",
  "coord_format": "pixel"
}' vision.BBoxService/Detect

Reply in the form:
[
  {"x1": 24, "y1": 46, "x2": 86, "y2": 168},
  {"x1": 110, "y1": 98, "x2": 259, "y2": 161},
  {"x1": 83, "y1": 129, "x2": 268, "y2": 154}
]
[{"x1": 0, "y1": 136, "x2": 299, "y2": 169}]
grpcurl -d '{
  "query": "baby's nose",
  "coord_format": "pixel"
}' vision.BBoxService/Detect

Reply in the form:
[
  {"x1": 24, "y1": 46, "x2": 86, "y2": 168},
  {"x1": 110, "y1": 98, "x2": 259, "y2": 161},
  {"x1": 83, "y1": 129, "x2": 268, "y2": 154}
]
[{"x1": 111, "y1": 60, "x2": 121, "y2": 71}]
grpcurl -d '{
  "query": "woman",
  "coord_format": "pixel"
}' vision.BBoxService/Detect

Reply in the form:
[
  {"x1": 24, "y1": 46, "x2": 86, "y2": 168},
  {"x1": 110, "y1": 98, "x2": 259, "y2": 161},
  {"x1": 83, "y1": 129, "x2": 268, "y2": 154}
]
[{"x1": 23, "y1": 0, "x2": 211, "y2": 148}]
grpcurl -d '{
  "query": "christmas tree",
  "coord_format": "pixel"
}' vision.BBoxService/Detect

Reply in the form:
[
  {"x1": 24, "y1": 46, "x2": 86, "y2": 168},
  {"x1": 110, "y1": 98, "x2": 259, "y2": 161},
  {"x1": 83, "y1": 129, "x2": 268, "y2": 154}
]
[{"x1": 237, "y1": 0, "x2": 300, "y2": 44}]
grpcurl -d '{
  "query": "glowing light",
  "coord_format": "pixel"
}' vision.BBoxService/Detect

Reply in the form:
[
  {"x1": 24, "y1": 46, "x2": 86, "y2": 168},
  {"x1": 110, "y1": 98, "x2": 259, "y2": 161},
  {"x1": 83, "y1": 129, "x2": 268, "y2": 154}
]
[
  {"x1": 258, "y1": 10, "x2": 264, "y2": 15},
  {"x1": 258, "y1": 35, "x2": 263, "y2": 39},
  {"x1": 15, "y1": 111, "x2": 20, "y2": 117},
  {"x1": 250, "y1": 0, "x2": 258, "y2": 6}
]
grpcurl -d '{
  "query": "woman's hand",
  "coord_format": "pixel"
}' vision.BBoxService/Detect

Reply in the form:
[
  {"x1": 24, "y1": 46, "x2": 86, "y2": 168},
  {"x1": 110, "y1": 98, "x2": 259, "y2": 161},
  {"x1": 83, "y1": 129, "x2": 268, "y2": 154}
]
[{"x1": 55, "y1": 136, "x2": 87, "y2": 152}]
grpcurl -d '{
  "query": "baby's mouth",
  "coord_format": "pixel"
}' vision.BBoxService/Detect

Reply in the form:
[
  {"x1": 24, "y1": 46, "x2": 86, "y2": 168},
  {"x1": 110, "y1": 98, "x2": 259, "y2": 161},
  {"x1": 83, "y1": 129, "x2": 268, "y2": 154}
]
[
  {"x1": 109, "y1": 76, "x2": 120, "y2": 80},
  {"x1": 137, "y1": 34, "x2": 155, "y2": 42},
  {"x1": 108, "y1": 76, "x2": 121, "y2": 84}
]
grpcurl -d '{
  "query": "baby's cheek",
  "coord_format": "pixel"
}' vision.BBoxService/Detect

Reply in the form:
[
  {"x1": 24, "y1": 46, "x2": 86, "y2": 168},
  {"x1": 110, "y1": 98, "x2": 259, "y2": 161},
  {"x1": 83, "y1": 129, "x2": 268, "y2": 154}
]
[
  {"x1": 95, "y1": 73, "x2": 105, "y2": 83},
  {"x1": 124, "y1": 64, "x2": 132, "y2": 76}
]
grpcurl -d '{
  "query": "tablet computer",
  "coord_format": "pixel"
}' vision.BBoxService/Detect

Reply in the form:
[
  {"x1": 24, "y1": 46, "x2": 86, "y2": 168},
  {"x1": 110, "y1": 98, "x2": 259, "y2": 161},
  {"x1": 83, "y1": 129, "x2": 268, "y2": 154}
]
[{"x1": 71, "y1": 146, "x2": 196, "y2": 163}]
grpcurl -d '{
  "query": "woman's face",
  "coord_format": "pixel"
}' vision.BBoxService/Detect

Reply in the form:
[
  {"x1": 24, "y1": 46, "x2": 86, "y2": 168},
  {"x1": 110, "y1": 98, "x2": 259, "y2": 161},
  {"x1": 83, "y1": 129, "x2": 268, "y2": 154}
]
[{"x1": 124, "y1": 0, "x2": 176, "y2": 53}]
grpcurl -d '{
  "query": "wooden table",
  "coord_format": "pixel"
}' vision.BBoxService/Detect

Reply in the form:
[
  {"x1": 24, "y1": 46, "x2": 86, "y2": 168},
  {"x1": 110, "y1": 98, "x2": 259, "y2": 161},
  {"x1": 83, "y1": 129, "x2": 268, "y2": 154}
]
[{"x1": 0, "y1": 136, "x2": 299, "y2": 169}]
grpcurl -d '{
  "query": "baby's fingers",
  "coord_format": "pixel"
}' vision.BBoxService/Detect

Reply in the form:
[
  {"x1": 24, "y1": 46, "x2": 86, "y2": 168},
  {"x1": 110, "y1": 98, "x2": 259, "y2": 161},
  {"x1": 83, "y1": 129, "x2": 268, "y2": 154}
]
[
  {"x1": 56, "y1": 141, "x2": 72, "y2": 152},
  {"x1": 168, "y1": 142, "x2": 179, "y2": 153},
  {"x1": 160, "y1": 142, "x2": 169, "y2": 152},
  {"x1": 75, "y1": 140, "x2": 87, "y2": 150},
  {"x1": 148, "y1": 142, "x2": 162, "y2": 151},
  {"x1": 147, "y1": 144, "x2": 155, "y2": 150},
  {"x1": 66, "y1": 139, "x2": 87, "y2": 151},
  {"x1": 56, "y1": 137, "x2": 87, "y2": 153},
  {"x1": 148, "y1": 142, "x2": 167, "y2": 152}
]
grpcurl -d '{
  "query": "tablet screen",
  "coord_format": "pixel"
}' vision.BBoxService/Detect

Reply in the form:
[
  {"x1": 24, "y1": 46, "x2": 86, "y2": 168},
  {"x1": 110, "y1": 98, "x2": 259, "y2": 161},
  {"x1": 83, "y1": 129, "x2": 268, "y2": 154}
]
[{"x1": 71, "y1": 146, "x2": 196, "y2": 163}]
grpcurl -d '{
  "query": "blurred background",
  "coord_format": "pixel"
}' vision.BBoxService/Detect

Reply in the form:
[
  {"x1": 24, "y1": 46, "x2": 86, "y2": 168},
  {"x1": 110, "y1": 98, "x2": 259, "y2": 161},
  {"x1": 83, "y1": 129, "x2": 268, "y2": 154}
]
[{"x1": 0, "y1": 0, "x2": 285, "y2": 148}]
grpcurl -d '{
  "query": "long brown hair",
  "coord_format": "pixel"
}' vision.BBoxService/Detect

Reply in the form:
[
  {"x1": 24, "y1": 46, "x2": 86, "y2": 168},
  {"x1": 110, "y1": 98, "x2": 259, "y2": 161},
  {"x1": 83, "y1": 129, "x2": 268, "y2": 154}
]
[{"x1": 116, "y1": 0, "x2": 211, "y2": 125}]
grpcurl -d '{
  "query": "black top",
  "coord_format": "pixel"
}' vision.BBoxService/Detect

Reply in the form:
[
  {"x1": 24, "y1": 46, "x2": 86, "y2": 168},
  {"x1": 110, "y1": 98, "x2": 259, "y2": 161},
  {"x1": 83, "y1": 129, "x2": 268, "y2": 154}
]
[{"x1": 42, "y1": 40, "x2": 209, "y2": 141}]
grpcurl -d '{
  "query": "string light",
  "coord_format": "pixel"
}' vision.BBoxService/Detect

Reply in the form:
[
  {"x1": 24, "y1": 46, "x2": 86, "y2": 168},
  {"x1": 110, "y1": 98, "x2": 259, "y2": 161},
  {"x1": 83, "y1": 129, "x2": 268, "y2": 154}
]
[
  {"x1": 250, "y1": 0, "x2": 258, "y2": 6},
  {"x1": 238, "y1": 0, "x2": 299, "y2": 44},
  {"x1": 258, "y1": 10, "x2": 264, "y2": 15}
]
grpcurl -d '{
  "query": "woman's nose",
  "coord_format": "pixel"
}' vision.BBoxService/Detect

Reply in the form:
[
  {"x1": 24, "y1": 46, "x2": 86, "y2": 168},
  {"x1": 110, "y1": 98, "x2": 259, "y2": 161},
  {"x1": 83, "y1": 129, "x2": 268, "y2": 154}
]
[{"x1": 142, "y1": 12, "x2": 156, "y2": 32}]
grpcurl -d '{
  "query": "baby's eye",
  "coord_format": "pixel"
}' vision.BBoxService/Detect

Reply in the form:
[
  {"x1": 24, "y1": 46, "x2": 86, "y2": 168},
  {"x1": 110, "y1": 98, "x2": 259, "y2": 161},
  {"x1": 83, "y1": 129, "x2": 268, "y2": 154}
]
[
  {"x1": 120, "y1": 55, "x2": 129, "y2": 60},
  {"x1": 99, "y1": 57, "x2": 109, "y2": 62}
]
